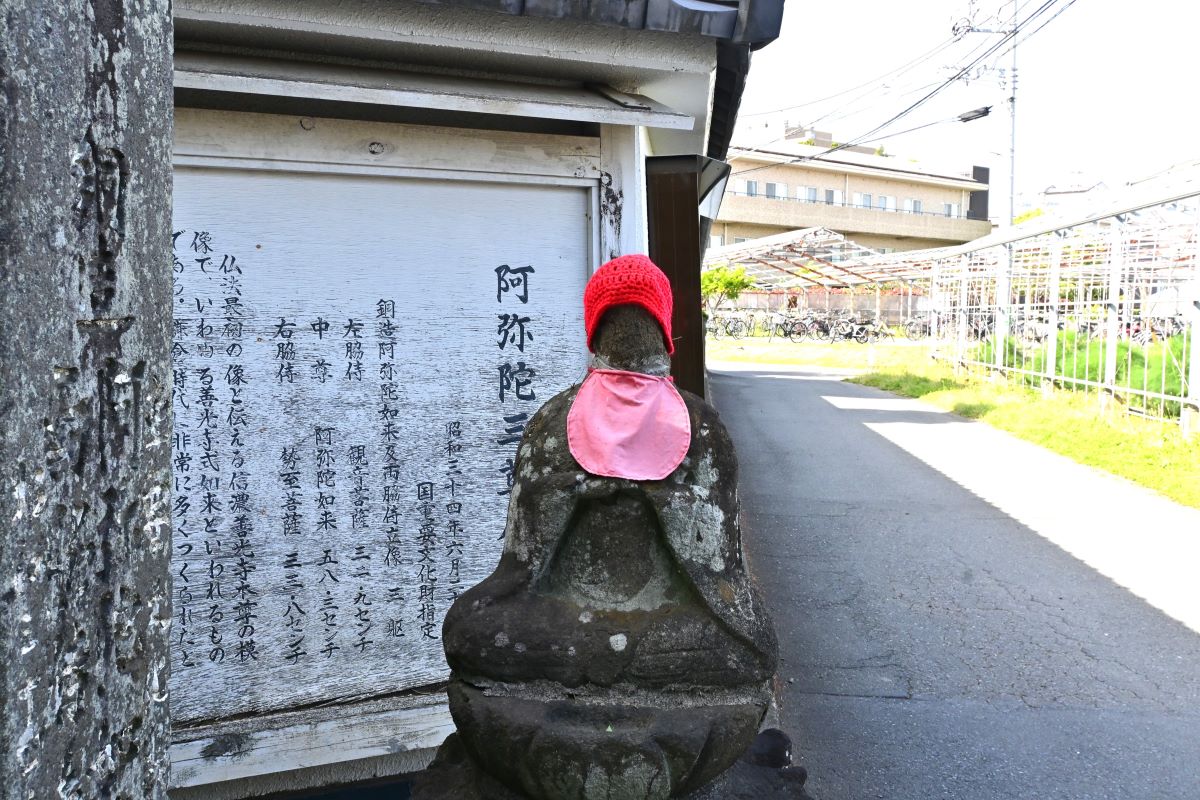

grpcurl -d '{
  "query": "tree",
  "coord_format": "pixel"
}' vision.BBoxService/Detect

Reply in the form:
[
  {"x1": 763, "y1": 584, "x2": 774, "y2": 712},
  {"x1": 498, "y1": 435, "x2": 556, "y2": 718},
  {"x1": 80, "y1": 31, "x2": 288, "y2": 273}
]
[
  {"x1": 1013, "y1": 207, "x2": 1045, "y2": 225},
  {"x1": 701, "y1": 265, "x2": 754, "y2": 312}
]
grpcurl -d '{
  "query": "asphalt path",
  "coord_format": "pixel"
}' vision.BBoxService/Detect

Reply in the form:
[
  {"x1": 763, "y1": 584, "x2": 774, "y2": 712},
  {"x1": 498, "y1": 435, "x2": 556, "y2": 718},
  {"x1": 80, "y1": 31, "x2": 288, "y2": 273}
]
[{"x1": 709, "y1": 363, "x2": 1200, "y2": 800}]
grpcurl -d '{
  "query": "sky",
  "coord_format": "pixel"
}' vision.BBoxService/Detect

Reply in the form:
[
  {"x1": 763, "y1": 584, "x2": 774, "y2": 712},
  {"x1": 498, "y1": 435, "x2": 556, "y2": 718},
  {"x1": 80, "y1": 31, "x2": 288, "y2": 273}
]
[{"x1": 736, "y1": 0, "x2": 1200, "y2": 218}]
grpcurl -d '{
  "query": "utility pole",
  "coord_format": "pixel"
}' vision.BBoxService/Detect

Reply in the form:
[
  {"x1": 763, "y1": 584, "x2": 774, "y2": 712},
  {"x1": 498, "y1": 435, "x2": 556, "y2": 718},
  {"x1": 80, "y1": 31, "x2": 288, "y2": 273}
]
[
  {"x1": 1008, "y1": 0, "x2": 1018, "y2": 226},
  {"x1": 955, "y1": 0, "x2": 1019, "y2": 225}
]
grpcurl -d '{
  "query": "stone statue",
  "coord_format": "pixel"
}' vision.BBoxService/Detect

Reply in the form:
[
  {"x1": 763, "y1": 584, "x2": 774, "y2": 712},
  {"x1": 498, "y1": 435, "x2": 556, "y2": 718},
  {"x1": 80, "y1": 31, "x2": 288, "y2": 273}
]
[{"x1": 434, "y1": 255, "x2": 778, "y2": 799}]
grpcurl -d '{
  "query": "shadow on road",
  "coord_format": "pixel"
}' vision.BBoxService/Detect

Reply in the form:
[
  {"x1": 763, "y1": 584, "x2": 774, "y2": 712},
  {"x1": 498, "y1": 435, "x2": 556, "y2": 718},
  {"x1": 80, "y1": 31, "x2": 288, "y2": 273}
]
[{"x1": 709, "y1": 366, "x2": 1200, "y2": 800}]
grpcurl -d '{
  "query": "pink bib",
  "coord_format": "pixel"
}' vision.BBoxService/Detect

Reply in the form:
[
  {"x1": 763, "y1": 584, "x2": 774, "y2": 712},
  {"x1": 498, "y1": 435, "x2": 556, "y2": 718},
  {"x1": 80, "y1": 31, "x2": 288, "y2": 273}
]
[{"x1": 567, "y1": 368, "x2": 691, "y2": 481}]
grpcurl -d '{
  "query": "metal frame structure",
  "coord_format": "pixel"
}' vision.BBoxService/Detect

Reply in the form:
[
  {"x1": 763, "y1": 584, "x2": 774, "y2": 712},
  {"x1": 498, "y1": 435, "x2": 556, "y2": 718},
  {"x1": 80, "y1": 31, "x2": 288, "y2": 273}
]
[{"x1": 706, "y1": 176, "x2": 1200, "y2": 431}]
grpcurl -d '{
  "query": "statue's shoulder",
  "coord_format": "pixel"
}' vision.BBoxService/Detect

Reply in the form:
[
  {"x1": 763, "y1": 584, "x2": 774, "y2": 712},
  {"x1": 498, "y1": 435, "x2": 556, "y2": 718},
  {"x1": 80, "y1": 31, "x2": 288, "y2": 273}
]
[
  {"x1": 525, "y1": 383, "x2": 578, "y2": 435},
  {"x1": 514, "y1": 383, "x2": 579, "y2": 468},
  {"x1": 678, "y1": 388, "x2": 734, "y2": 451}
]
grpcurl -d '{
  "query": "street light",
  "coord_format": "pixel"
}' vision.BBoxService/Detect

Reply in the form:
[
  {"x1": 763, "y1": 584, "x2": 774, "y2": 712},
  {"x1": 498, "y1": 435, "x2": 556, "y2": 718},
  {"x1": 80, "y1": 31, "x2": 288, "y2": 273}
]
[{"x1": 958, "y1": 106, "x2": 993, "y2": 123}]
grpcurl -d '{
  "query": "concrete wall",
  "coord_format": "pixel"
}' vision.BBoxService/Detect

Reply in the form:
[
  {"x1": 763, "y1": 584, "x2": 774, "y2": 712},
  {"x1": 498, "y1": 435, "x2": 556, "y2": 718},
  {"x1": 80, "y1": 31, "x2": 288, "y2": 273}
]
[
  {"x1": 712, "y1": 219, "x2": 978, "y2": 253},
  {"x1": 0, "y1": 2, "x2": 174, "y2": 798},
  {"x1": 727, "y1": 158, "x2": 980, "y2": 208},
  {"x1": 716, "y1": 193, "x2": 992, "y2": 245},
  {"x1": 716, "y1": 153, "x2": 993, "y2": 249}
]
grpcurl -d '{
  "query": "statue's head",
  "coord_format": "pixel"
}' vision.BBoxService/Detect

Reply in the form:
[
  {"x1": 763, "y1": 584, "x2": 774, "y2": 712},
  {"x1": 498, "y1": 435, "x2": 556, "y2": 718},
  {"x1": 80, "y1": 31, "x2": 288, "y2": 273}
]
[{"x1": 584, "y1": 255, "x2": 673, "y2": 373}]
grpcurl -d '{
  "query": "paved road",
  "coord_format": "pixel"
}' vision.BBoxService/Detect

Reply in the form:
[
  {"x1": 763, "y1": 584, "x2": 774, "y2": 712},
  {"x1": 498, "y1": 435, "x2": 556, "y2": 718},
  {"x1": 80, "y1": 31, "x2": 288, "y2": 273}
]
[{"x1": 709, "y1": 363, "x2": 1200, "y2": 800}]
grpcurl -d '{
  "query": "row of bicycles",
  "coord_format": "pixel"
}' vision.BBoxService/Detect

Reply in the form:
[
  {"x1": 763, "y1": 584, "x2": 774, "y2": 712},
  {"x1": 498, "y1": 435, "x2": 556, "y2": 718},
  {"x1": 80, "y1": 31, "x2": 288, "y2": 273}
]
[
  {"x1": 706, "y1": 308, "x2": 1189, "y2": 347},
  {"x1": 960, "y1": 312, "x2": 1188, "y2": 346},
  {"x1": 707, "y1": 309, "x2": 923, "y2": 344}
]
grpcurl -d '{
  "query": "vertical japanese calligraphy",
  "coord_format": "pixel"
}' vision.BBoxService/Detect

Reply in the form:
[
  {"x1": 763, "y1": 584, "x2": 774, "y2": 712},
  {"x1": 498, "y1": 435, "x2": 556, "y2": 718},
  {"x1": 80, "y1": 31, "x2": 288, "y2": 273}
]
[
  {"x1": 494, "y1": 264, "x2": 536, "y2": 507},
  {"x1": 415, "y1": 480, "x2": 438, "y2": 639},
  {"x1": 170, "y1": 169, "x2": 590, "y2": 723},
  {"x1": 444, "y1": 423, "x2": 466, "y2": 603}
]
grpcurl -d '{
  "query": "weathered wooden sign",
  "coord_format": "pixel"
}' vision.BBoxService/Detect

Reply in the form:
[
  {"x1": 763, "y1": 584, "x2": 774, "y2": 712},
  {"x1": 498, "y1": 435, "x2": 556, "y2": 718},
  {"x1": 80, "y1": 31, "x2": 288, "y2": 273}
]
[{"x1": 170, "y1": 168, "x2": 589, "y2": 723}]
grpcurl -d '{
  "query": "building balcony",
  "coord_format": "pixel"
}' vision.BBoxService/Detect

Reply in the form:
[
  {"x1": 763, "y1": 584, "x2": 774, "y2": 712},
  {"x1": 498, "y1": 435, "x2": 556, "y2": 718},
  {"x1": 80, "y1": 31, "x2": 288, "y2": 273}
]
[{"x1": 718, "y1": 192, "x2": 993, "y2": 244}]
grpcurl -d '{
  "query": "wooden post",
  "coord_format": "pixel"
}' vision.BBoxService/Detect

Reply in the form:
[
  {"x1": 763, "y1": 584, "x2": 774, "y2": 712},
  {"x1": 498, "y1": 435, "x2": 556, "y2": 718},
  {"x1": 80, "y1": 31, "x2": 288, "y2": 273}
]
[
  {"x1": 646, "y1": 155, "x2": 707, "y2": 398},
  {"x1": 1, "y1": 2, "x2": 174, "y2": 797}
]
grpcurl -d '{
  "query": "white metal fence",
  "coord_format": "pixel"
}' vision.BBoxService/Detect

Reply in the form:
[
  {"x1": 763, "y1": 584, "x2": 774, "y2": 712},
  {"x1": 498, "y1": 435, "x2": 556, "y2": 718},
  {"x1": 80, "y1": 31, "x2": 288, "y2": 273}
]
[
  {"x1": 706, "y1": 190, "x2": 1200, "y2": 431},
  {"x1": 921, "y1": 204, "x2": 1199, "y2": 429}
]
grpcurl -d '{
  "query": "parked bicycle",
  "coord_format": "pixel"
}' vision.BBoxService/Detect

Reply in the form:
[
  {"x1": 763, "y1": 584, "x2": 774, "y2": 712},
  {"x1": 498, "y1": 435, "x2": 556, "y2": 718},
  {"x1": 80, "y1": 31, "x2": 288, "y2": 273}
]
[{"x1": 902, "y1": 314, "x2": 932, "y2": 340}]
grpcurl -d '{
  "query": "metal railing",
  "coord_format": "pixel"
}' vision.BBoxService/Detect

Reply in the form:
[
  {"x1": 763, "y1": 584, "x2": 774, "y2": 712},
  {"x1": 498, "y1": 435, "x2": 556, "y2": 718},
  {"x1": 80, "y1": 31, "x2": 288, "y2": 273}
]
[
  {"x1": 919, "y1": 200, "x2": 1199, "y2": 430},
  {"x1": 727, "y1": 190, "x2": 973, "y2": 220}
]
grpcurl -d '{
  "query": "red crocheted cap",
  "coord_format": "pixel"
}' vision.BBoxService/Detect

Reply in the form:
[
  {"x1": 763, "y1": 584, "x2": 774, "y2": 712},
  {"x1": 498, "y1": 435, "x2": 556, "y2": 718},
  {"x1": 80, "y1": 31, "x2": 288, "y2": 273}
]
[{"x1": 584, "y1": 254, "x2": 674, "y2": 354}]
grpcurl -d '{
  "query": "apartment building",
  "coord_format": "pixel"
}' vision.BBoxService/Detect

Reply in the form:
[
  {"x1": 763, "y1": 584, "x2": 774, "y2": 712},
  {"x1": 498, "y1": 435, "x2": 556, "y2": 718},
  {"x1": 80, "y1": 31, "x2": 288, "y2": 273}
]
[{"x1": 714, "y1": 137, "x2": 993, "y2": 252}]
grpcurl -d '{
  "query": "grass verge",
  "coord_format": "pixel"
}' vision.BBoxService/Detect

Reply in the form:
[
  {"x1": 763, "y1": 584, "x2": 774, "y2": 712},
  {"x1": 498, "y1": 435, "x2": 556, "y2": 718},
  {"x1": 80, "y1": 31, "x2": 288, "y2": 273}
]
[
  {"x1": 707, "y1": 337, "x2": 1200, "y2": 509},
  {"x1": 852, "y1": 363, "x2": 1200, "y2": 510}
]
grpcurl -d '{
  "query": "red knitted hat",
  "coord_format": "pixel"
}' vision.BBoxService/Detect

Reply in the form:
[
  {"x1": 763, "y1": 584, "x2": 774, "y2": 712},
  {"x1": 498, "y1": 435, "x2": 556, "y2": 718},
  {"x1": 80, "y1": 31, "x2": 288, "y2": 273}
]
[{"x1": 584, "y1": 254, "x2": 674, "y2": 354}]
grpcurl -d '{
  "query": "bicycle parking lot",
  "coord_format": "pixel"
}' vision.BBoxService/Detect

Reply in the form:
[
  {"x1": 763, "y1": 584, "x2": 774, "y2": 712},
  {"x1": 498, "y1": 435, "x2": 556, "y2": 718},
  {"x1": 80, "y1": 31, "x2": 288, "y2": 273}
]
[
  {"x1": 705, "y1": 186, "x2": 1200, "y2": 432},
  {"x1": 706, "y1": 307, "x2": 909, "y2": 344}
]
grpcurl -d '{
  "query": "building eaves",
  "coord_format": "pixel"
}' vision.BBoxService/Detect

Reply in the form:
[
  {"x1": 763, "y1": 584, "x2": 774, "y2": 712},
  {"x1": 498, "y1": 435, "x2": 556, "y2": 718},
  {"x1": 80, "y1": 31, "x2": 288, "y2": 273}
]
[{"x1": 418, "y1": 0, "x2": 783, "y2": 161}]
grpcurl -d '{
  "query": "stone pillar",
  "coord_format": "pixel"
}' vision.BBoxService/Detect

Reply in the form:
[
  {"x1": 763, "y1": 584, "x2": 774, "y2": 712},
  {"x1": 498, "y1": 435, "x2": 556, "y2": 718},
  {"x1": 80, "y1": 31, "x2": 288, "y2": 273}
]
[{"x1": 0, "y1": 3, "x2": 174, "y2": 798}]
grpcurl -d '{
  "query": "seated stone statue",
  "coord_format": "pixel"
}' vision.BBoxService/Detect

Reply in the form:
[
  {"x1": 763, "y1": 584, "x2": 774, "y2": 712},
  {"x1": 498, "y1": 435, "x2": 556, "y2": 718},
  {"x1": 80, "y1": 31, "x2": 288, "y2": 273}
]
[{"x1": 441, "y1": 255, "x2": 778, "y2": 799}]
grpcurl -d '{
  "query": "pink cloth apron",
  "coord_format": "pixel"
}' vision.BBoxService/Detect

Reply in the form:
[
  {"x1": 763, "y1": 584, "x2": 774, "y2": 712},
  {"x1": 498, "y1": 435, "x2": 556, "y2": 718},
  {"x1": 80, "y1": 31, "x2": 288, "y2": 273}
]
[{"x1": 567, "y1": 368, "x2": 691, "y2": 481}]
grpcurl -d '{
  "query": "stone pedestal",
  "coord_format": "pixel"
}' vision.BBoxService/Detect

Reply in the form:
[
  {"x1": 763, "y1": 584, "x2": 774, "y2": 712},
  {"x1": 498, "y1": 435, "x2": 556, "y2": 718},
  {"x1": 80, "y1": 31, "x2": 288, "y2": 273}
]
[{"x1": 412, "y1": 730, "x2": 814, "y2": 800}]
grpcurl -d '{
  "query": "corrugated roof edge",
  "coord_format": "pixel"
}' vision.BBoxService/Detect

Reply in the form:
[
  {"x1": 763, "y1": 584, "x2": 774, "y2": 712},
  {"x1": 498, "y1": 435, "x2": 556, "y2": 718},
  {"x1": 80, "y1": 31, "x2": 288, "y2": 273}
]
[
  {"x1": 426, "y1": 0, "x2": 783, "y2": 159},
  {"x1": 426, "y1": 0, "x2": 783, "y2": 46}
]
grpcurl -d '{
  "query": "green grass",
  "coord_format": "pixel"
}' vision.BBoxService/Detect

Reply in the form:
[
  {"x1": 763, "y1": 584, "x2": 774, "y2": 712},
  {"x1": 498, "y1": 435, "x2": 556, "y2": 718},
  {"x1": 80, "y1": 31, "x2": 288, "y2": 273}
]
[
  {"x1": 852, "y1": 362, "x2": 1200, "y2": 510},
  {"x1": 974, "y1": 331, "x2": 1191, "y2": 416},
  {"x1": 707, "y1": 337, "x2": 1200, "y2": 509}
]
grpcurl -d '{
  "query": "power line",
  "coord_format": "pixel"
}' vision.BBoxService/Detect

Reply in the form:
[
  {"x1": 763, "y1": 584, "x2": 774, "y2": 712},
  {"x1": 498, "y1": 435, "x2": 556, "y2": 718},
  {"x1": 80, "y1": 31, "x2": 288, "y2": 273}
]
[
  {"x1": 739, "y1": 0, "x2": 1028, "y2": 121},
  {"x1": 733, "y1": 77, "x2": 944, "y2": 161},
  {"x1": 731, "y1": 0, "x2": 1063, "y2": 177},
  {"x1": 739, "y1": 0, "x2": 1027, "y2": 156},
  {"x1": 739, "y1": 36, "x2": 960, "y2": 118},
  {"x1": 729, "y1": 109, "x2": 993, "y2": 181},
  {"x1": 808, "y1": 79, "x2": 944, "y2": 130},
  {"x1": 993, "y1": 0, "x2": 1081, "y2": 58},
  {"x1": 832, "y1": 0, "x2": 1057, "y2": 151},
  {"x1": 810, "y1": 0, "x2": 1033, "y2": 127}
]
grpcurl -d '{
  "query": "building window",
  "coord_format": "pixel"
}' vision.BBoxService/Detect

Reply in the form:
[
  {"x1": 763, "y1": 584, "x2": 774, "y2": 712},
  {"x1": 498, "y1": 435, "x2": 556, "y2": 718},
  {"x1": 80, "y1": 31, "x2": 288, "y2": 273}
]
[
  {"x1": 765, "y1": 182, "x2": 787, "y2": 199},
  {"x1": 710, "y1": 234, "x2": 724, "y2": 248},
  {"x1": 802, "y1": 186, "x2": 818, "y2": 203},
  {"x1": 904, "y1": 198, "x2": 923, "y2": 214},
  {"x1": 853, "y1": 192, "x2": 873, "y2": 209},
  {"x1": 943, "y1": 202, "x2": 960, "y2": 218},
  {"x1": 733, "y1": 237, "x2": 749, "y2": 244},
  {"x1": 876, "y1": 195, "x2": 895, "y2": 212},
  {"x1": 824, "y1": 189, "x2": 844, "y2": 206},
  {"x1": 745, "y1": 180, "x2": 759, "y2": 197}
]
